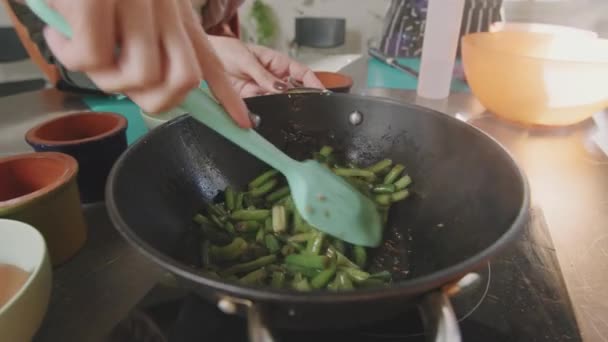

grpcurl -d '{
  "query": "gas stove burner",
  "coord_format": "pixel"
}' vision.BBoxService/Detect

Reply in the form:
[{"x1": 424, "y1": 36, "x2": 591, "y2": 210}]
[{"x1": 357, "y1": 262, "x2": 491, "y2": 340}]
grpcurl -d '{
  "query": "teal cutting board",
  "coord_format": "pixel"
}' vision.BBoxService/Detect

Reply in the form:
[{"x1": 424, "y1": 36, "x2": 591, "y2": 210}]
[{"x1": 367, "y1": 57, "x2": 469, "y2": 92}]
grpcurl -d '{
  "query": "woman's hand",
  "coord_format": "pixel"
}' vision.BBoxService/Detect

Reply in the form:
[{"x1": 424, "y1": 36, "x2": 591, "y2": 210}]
[
  {"x1": 40, "y1": 0, "x2": 251, "y2": 128},
  {"x1": 209, "y1": 35, "x2": 324, "y2": 98}
]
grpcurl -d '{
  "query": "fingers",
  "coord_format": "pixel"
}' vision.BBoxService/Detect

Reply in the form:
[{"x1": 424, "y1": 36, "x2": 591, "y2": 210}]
[
  {"x1": 44, "y1": 0, "x2": 116, "y2": 71},
  {"x1": 177, "y1": 1, "x2": 251, "y2": 128},
  {"x1": 86, "y1": 0, "x2": 161, "y2": 92},
  {"x1": 126, "y1": 0, "x2": 202, "y2": 113},
  {"x1": 248, "y1": 44, "x2": 324, "y2": 89}
]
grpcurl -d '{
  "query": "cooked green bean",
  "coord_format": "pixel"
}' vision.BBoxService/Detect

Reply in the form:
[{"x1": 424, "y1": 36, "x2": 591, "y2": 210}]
[
  {"x1": 224, "y1": 222, "x2": 236, "y2": 234},
  {"x1": 195, "y1": 146, "x2": 407, "y2": 291},
  {"x1": 225, "y1": 187, "x2": 236, "y2": 211},
  {"x1": 264, "y1": 235, "x2": 281, "y2": 254},
  {"x1": 333, "y1": 168, "x2": 375, "y2": 179},
  {"x1": 285, "y1": 254, "x2": 329, "y2": 270},
  {"x1": 235, "y1": 192, "x2": 245, "y2": 210},
  {"x1": 231, "y1": 209, "x2": 270, "y2": 221},
  {"x1": 235, "y1": 221, "x2": 261, "y2": 233},
  {"x1": 340, "y1": 267, "x2": 370, "y2": 283},
  {"x1": 272, "y1": 205, "x2": 287, "y2": 233},
  {"x1": 210, "y1": 237, "x2": 247, "y2": 262},
  {"x1": 193, "y1": 213, "x2": 210, "y2": 225},
  {"x1": 306, "y1": 231, "x2": 325, "y2": 255},
  {"x1": 288, "y1": 232, "x2": 314, "y2": 243},
  {"x1": 391, "y1": 190, "x2": 410, "y2": 202},
  {"x1": 337, "y1": 272, "x2": 354, "y2": 290},
  {"x1": 271, "y1": 271, "x2": 286, "y2": 288},
  {"x1": 293, "y1": 278, "x2": 312, "y2": 291},
  {"x1": 250, "y1": 179, "x2": 278, "y2": 198},
  {"x1": 220, "y1": 255, "x2": 277, "y2": 276},
  {"x1": 373, "y1": 184, "x2": 396, "y2": 194},
  {"x1": 394, "y1": 175, "x2": 412, "y2": 190},
  {"x1": 366, "y1": 158, "x2": 392, "y2": 174},
  {"x1": 353, "y1": 245, "x2": 367, "y2": 268},
  {"x1": 266, "y1": 186, "x2": 290, "y2": 203},
  {"x1": 249, "y1": 170, "x2": 279, "y2": 190},
  {"x1": 240, "y1": 268, "x2": 267, "y2": 285},
  {"x1": 311, "y1": 263, "x2": 337, "y2": 289},
  {"x1": 255, "y1": 228, "x2": 265, "y2": 243},
  {"x1": 286, "y1": 264, "x2": 321, "y2": 278},
  {"x1": 383, "y1": 164, "x2": 405, "y2": 184}
]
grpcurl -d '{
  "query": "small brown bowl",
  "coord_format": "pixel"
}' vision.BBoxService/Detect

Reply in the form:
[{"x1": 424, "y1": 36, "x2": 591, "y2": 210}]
[
  {"x1": 0, "y1": 152, "x2": 87, "y2": 265},
  {"x1": 25, "y1": 112, "x2": 128, "y2": 203},
  {"x1": 314, "y1": 71, "x2": 353, "y2": 93}
]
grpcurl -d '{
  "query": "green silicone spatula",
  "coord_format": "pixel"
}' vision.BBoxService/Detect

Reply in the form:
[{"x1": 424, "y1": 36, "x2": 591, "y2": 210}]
[{"x1": 26, "y1": 0, "x2": 382, "y2": 247}]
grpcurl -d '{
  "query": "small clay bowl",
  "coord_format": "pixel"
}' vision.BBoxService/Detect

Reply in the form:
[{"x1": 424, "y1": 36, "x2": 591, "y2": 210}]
[
  {"x1": 0, "y1": 152, "x2": 87, "y2": 265},
  {"x1": 314, "y1": 71, "x2": 353, "y2": 93},
  {"x1": 25, "y1": 112, "x2": 128, "y2": 203}
]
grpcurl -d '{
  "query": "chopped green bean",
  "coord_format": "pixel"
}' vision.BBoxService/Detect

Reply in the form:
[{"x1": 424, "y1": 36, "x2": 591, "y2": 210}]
[
  {"x1": 383, "y1": 164, "x2": 405, "y2": 184},
  {"x1": 219, "y1": 255, "x2": 277, "y2": 276},
  {"x1": 231, "y1": 209, "x2": 270, "y2": 221},
  {"x1": 250, "y1": 179, "x2": 278, "y2": 198},
  {"x1": 272, "y1": 205, "x2": 287, "y2": 233},
  {"x1": 266, "y1": 186, "x2": 290, "y2": 203},
  {"x1": 326, "y1": 246, "x2": 360, "y2": 269},
  {"x1": 306, "y1": 231, "x2": 325, "y2": 255},
  {"x1": 285, "y1": 264, "x2": 321, "y2": 278},
  {"x1": 293, "y1": 210, "x2": 309, "y2": 233},
  {"x1": 239, "y1": 268, "x2": 267, "y2": 285},
  {"x1": 264, "y1": 217, "x2": 273, "y2": 232},
  {"x1": 394, "y1": 175, "x2": 412, "y2": 190},
  {"x1": 288, "y1": 232, "x2": 314, "y2": 243},
  {"x1": 210, "y1": 237, "x2": 247, "y2": 262},
  {"x1": 235, "y1": 192, "x2": 245, "y2": 210},
  {"x1": 293, "y1": 278, "x2": 312, "y2": 291},
  {"x1": 337, "y1": 272, "x2": 354, "y2": 290},
  {"x1": 249, "y1": 170, "x2": 278, "y2": 190},
  {"x1": 391, "y1": 190, "x2": 410, "y2": 202},
  {"x1": 223, "y1": 222, "x2": 236, "y2": 234},
  {"x1": 311, "y1": 263, "x2": 337, "y2": 289},
  {"x1": 358, "y1": 278, "x2": 387, "y2": 289},
  {"x1": 193, "y1": 213, "x2": 211, "y2": 225},
  {"x1": 210, "y1": 214, "x2": 224, "y2": 228},
  {"x1": 369, "y1": 271, "x2": 392, "y2": 281},
  {"x1": 235, "y1": 221, "x2": 261, "y2": 233},
  {"x1": 285, "y1": 254, "x2": 329, "y2": 270},
  {"x1": 255, "y1": 228, "x2": 265, "y2": 243},
  {"x1": 340, "y1": 267, "x2": 370, "y2": 283},
  {"x1": 333, "y1": 168, "x2": 375, "y2": 180},
  {"x1": 271, "y1": 271, "x2": 286, "y2": 288},
  {"x1": 264, "y1": 234, "x2": 281, "y2": 254},
  {"x1": 225, "y1": 187, "x2": 236, "y2": 211},
  {"x1": 373, "y1": 184, "x2": 396, "y2": 194},
  {"x1": 353, "y1": 246, "x2": 367, "y2": 268},
  {"x1": 375, "y1": 194, "x2": 391, "y2": 206},
  {"x1": 319, "y1": 146, "x2": 333, "y2": 158},
  {"x1": 366, "y1": 158, "x2": 392, "y2": 174},
  {"x1": 332, "y1": 240, "x2": 346, "y2": 255}
]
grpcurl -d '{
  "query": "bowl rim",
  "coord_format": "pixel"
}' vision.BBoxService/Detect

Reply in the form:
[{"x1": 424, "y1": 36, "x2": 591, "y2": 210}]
[
  {"x1": 25, "y1": 111, "x2": 127, "y2": 146},
  {"x1": 461, "y1": 31, "x2": 608, "y2": 65},
  {"x1": 0, "y1": 152, "x2": 78, "y2": 210},
  {"x1": 0, "y1": 218, "x2": 48, "y2": 316}
]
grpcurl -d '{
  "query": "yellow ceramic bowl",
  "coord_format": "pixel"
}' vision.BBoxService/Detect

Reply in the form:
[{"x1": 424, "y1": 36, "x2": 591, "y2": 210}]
[
  {"x1": 461, "y1": 31, "x2": 608, "y2": 126},
  {"x1": 0, "y1": 219, "x2": 52, "y2": 342}
]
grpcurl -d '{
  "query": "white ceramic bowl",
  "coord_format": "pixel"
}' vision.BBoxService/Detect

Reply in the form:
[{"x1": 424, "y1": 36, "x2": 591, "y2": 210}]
[{"x1": 0, "y1": 219, "x2": 52, "y2": 342}]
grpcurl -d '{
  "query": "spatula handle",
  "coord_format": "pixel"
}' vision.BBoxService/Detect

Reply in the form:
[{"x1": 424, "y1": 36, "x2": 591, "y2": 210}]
[{"x1": 26, "y1": 0, "x2": 297, "y2": 173}]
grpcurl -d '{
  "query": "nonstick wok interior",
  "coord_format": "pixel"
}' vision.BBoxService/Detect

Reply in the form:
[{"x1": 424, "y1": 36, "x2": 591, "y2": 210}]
[{"x1": 107, "y1": 93, "x2": 527, "y2": 300}]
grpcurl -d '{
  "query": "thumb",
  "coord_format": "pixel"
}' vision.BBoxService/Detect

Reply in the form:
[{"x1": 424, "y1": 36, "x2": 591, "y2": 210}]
[{"x1": 247, "y1": 60, "x2": 289, "y2": 93}]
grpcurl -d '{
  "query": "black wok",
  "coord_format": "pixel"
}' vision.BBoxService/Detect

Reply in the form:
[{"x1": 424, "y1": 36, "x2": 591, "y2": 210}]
[{"x1": 106, "y1": 92, "x2": 529, "y2": 341}]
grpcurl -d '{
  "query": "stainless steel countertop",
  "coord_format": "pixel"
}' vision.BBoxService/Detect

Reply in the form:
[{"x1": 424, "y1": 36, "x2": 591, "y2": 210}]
[
  {"x1": 1, "y1": 58, "x2": 607, "y2": 341},
  {"x1": 343, "y1": 57, "x2": 608, "y2": 341}
]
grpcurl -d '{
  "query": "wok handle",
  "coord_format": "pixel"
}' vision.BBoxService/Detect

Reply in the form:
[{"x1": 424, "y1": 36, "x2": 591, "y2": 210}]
[
  {"x1": 246, "y1": 303, "x2": 276, "y2": 342},
  {"x1": 418, "y1": 290, "x2": 462, "y2": 342}
]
